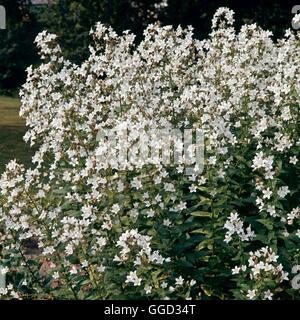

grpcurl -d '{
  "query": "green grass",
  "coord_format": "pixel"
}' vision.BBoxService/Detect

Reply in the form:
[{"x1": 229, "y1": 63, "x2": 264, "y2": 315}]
[
  {"x1": 0, "y1": 96, "x2": 23, "y2": 127},
  {"x1": 0, "y1": 96, "x2": 34, "y2": 173}
]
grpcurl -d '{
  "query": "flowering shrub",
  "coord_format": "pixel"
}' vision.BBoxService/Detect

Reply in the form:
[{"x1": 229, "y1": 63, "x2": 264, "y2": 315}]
[{"x1": 0, "y1": 8, "x2": 300, "y2": 300}]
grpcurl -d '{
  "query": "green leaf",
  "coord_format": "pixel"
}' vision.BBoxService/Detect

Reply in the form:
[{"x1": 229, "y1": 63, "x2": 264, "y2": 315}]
[
  {"x1": 191, "y1": 211, "x2": 212, "y2": 218},
  {"x1": 257, "y1": 219, "x2": 273, "y2": 230}
]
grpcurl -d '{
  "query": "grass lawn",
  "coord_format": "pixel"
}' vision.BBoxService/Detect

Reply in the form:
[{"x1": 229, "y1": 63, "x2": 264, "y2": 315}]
[{"x1": 0, "y1": 96, "x2": 34, "y2": 173}]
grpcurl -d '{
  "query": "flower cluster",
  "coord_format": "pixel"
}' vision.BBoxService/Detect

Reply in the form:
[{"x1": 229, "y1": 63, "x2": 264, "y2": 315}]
[
  {"x1": 233, "y1": 247, "x2": 289, "y2": 300},
  {"x1": 224, "y1": 212, "x2": 255, "y2": 243},
  {"x1": 0, "y1": 8, "x2": 299, "y2": 299},
  {"x1": 0, "y1": 283, "x2": 20, "y2": 300},
  {"x1": 114, "y1": 229, "x2": 168, "y2": 265}
]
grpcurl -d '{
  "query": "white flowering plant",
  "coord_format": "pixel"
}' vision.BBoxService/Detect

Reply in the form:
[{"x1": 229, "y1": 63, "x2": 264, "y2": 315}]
[{"x1": 0, "y1": 8, "x2": 300, "y2": 300}]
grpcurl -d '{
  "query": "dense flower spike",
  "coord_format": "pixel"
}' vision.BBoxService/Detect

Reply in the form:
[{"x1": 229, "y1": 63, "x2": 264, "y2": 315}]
[{"x1": 0, "y1": 8, "x2": 299, "y2": 299}]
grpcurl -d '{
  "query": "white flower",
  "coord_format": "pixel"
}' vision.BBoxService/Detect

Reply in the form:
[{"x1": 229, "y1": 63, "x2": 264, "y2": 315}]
[
  {"x1": 175, "y1": 276, "x2": 184, "y2": 286},
  {"x1": 246, "y1": 289, "x2": 256, "y2": 300},
  {"x1": 126, "y1": 271, "x2": 142, "y2": 286},
  {"x1": 277, "y1": 186, "x2": 290, "y2": 198},
  {"x1": 212, "y1": 7, "x2": 235, "y2": 29},
  {"x1": 198, "y1": 176, "x2": 207, "y2": 185},
  {"x1": 163, "y1": 183, "x2": 175, "y2": 192},
  {"x1": 154, "y1": 0, "x2": 168, "y2": 10},
  {"x1": 262, "y1": 188, "x2": 272, "y2": 199},
  {"x1": 43, "y1": 246, "x2": 55, "y2": 255},
  {"x1": 208, "y1": 156, "x2": 217, "y2": 165},
  {"x1": 81, "y1": 260, "x2": 88, "y2": 268},
  {"x1": 144, "y1": 285, "x2": 152, "y2": 294},
  {"x1": 65, "y1": 244, "x2": 74, "y2": 256},
  {"x1": 95, "y1": 265, "x2": 105, "y2": 273},
  {"x1": 70, "y1": 266, "x2": 78, "y2": 275},
  {"x1": 189, "y1": 184, "x2": 197, "y2": 193},
  {"x1": 176, "y1": 201, "x2": 187, "y2": 211},
  {"x1": 266, "y1": 205, "x2": 277, "y2": 217},
  {"x1": 264, "y1": 290, "x2": 273, "y2": 300},
  {"x1": 224, "y1": 212, "x2": 255, "y2": 243},
  {"x1": 190, "y1": 279, "x2": 196, "y2": 286},
  {"x1": 241, "y1": 265, "x2": 247, "y2": 272},
  {"x1": 146, "y1": 209, "x2": 155, "y2": 218},
  {"x1": 292, "y1": 13, "x2": 300, "y2": 27},
  {"x1": 224, "y1": 234, "x2": 232, "y2": 243},
  {"x1": 232, "y1": 266, "x2": 240, "y2": 275},
  {"x1": 168, "y1": 286, "x2": 175, "y2": 293},
  {"x1": 117, "y1": 181, "x2": 125, "y2": 192},
  {"x1": 163, "y1": 219, "x2": 172, "y2": 227},
  {"x1": 289, "y1": 156, "x2": 298, "y2": 165},
  {"x1": 131, "y1": 177, "x2": 142, "y2": 190},
  {"x1": 111, "y1": 204, "x2": 120, "y2": 214}
]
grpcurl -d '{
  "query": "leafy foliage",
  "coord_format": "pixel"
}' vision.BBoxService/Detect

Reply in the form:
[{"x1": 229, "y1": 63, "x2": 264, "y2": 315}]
[{"x1": 0, "y1": 0, "x2": 40, "y2": 91}]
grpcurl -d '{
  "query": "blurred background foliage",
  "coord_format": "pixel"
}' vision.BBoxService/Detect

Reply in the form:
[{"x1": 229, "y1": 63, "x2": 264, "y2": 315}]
[
  {"x1": 0, "y1": 0, "x2": 299, "y2": 93},
  {"x1": 0, "y1": 0, "x2": 40, "y2": 94}
]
